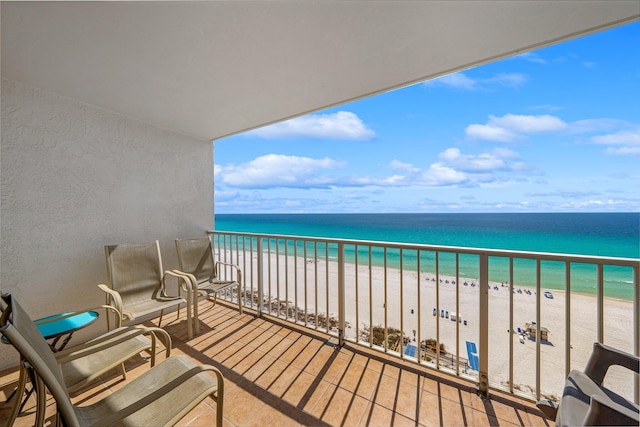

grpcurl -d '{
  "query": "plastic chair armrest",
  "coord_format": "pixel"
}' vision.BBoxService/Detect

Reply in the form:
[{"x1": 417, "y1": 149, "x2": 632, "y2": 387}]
[
  {"x1": 584, "y1": 342, "x2": 640, "y2": 385},
  {"x1": 214, "y1": 261, "x2": 242, "y2": 284}
]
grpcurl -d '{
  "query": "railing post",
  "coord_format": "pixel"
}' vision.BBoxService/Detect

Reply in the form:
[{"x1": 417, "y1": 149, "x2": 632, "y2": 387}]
[
  {"x1": 597, "y1": 264, "x2": 604, "y2": 343},
  {"x1": 634, "y1": 264, "x2": 639, "y2": 405},
  {"x1": 256, "y1": 237, "x2": 263, "y2": 317},
  {"x1": 338, "y1": 242, "x2": 346, "y2": 347},
  {"x1": 478, "y1": 252, "x2": 489, "y2": 399}
]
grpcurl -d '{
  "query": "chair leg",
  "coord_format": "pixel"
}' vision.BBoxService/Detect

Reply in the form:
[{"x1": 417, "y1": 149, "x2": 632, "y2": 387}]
[
  {"x1": 192, "y1": 290, "x2": 199, "y2": 336},
  {"x1": 237, "y1": 284, "x2": 243, "y2": 314},
  {"x1": 215, "y1": 374, "x2": 224, "y2": 427},
  {"x1": 5, "y1": 359, "x2": 29, "y2": 426},
  {"x1": 158, "y1": 309, "x2": 164, "y2": 328},
  {"x1": 186, "y1": 290, "x2": 193, "y2": 339},
  {"x1": 176, "y1": 285, "x2": 182, "y2": 320},
  {"x1": 119, "y1": 362, "x2": 127, "y2": 380},
  {"x1": 34, "y1": 375, "x2": 47, "y2": 427}
]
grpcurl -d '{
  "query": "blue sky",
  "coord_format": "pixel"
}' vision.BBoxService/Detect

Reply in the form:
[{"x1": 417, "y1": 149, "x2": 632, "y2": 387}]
[{"x1": 214, "y1": 21, "x2": 640, "y2": 214}]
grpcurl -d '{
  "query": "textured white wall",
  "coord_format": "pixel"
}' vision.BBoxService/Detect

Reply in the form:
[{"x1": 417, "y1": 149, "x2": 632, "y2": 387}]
[{"x1": 0, "y1": 79, "x2": 214, "y2": 369}]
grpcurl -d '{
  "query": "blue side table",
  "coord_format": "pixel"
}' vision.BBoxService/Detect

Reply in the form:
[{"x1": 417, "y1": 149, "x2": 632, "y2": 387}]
[{"x1": 35, "y1": 310, "x2": 99, "y2": 351}]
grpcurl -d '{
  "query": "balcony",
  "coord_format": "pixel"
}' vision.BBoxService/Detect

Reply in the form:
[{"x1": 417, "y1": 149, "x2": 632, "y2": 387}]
[
  {"x1": 1, "y1": 301, "x2": 548, "y2": 426},
  {"x1": 1, "y1": 230, "x2": 637, "y2": 426}
]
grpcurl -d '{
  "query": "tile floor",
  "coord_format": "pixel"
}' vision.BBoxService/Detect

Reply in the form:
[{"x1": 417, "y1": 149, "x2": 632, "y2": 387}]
[{"x1": 0, "y1": 301, "x2": 550, "y2": 426}]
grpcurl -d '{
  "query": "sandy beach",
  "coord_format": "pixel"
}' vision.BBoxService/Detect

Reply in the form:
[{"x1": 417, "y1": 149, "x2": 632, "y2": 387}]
[{"x1": 226, "y1": 250, "x2": 636, "y2": 401}]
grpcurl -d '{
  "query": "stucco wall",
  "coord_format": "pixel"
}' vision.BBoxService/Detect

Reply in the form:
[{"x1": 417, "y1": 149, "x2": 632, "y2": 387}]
[{"x1": 0, "y1": 79, "x2": 214, "y2": 369}]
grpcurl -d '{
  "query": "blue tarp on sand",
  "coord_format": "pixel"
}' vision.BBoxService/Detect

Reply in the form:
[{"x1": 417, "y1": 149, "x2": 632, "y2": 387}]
[
  {"x1": 404, "y1": 344, "x2": 417, "y2": 358},
  {"x1": 466, "y1": 341, "x2": 479, "y2": 371}
]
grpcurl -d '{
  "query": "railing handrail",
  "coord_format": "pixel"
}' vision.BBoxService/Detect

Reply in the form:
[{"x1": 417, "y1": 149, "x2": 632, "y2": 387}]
[
  {"x1": 207, "y1": 228, "x2": 639, "y2": 404},
  {"x1": 207, "y1": 229, "x2": 640, "y2": 266}
]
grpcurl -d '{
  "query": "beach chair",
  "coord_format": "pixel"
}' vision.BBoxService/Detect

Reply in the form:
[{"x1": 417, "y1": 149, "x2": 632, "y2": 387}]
[
  {"x1": 98, "y1": 241, "x2": 192, "y2": 338},
  {"x1": 0, "y1": 293, "x2": 224, "y2": 427},
  {"x1": 537, "y1": 342, "x2": 639, "y2": 425},
  {"x1": 1, "y1": 302, "x2": 172, "y2": 427},
  {"x1": 174, "y1": 236, "x2": 243, "y2": 336}
]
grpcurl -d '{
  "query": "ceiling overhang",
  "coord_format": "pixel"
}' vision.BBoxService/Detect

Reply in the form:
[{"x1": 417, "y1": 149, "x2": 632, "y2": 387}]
[{"x1": 2, "y1": 1, "x2": 639, "y2": 141}]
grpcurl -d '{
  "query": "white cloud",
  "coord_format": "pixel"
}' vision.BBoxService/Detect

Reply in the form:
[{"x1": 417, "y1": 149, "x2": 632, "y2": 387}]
[
  {"x1": 388, "y1": 160, "x2": 421, "y2": 173},
  {"x1": 438, "y1": 147, "x2": 513, "y2": 172},
  {"x1": 218, "y1": 154, "x2": 345, "y2": 188},
  {"x1": 464, "y1": 124, "x2": 518, "y2": 142},
  {"x1": 514, "y1": 52, "x2": 547, "y2": 64},
  {"x1": 427, "y1": 73, "x2": 477, "y2": 90},
  {"x1": 591, "y1": 128, "x2": 640, "y2": 156},
  {"x1": 592, "y1": 129, "x2": 640, "y2": 145},
  {"x1": 421, "y1": 163, "x2": 468, "y2": 185},
  {"x1": 466, "y1": 114, "x2": 568, "y2": 142},
  {"x1": 484, "y1": 73, "x2": 529, "y2": 88},
  {"x1": 424, "y1": 72, "x2": 528, "y2": 91},
  {"x1": 467, "y1": 114, "x2": 640, "y2": 155},
  {"x1": 491, "y1": 114, "x2": 568, "y2": 133},
  {"x1": 248, "y1": 111, "x2": 375, "y2": 140},
  {"x1": 604, "y1": 146, "x2": 640, "y2": 155},
  {"x1": 217, "y1": 147, "x2": 530, "y2": 191},
  {"x1": 383, "y1": 147, "x2": 526, "y2": 187}
]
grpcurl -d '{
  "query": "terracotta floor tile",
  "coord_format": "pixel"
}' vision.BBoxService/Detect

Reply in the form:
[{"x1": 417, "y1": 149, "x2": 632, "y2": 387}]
[
  {"x1": 227, "y1": 347, "x2": 265, "y2": 374},
  {"x1": 241, "y1": 326, "x2": 275, "y2": 348},
  {"x1": 421, "y1": 376, "x2": 439, "y2": 395},
  {"x1": 263, "y1": 334, "x2": 295, "y2": 359},
  {"x1": 439, "y1": 381, "x2": 464, "y2": 403},
  {"x1": 244, "y1": 404, "x2": 301, "y2": 427},
  {"x1": 391, "y1": 411, "x2": 419, "y2": 427},
  {"x1": 242, "y1": 354, "x2": 278, "y2": 382},
  {"x1": 393, "y1": 378, "x2": 421, "y2": 421},
  {"x1": 281, "y1": 370, "x2": 318, "y2": 406},
  {"x1": 222, "y1": 384, "x2": 267, "y2": 426},
  {"x1": 337, "y1": 358, "x2": 367, "y2": 393},
  {"x1": 297, "y1": 378, "x2": 333, "y2": 413},
  {"x1": 289, "y1": 339, "x2": 323, "y2": 370},
  {"x1": 371, "y1": 371, "x2": 400, "y2": 410},
  {"x1": 268, "y1": 363, "x2": 302, "y2": 397},
  {"x1": 360, "y1": 402, "x2": 393, "y2": 427},
  {"x1": 220, "y1": 340, "x2": 260, "y2": 368},
  {"x1": 209, "y1": 339, "x2": 245, "y2": 362},
  {"x1": 491, "y1": 399, "x2": 527, "y2": 425},
  {"x1": 313, "y1": 387, "x2": 368, "y2": 426},
  {"x1": 175, "y1": 401, "x2": 219, "y2": 427},
  {"x1": 417, "y1": 391, "x2": 442, "y2": 427},
  {"x1": 441, "y1": 400, "x2": 466, "y2": 426},
  {"x1": 322, "y1": 355, "x2": 350, "y2": 385},
  {"x1": 399, "y1": 369, "x2": 420, "y2": 387},
  {"x1": 302, "y1": 345, "x2": 334, "y2": 376},
  {"x1": 355, "y1": 368, "x2": 383, "y2": 400},
  {"x1": 279, "y1": 338, "x2": 310, "y2": 364},
  {"x1": 364, "y1": 357, "x2": 384, "y2": 373},
  {"x1": 253, "y1": 359, "x2": 292, "y2": 391},
  {"x1": 341, "y1": 394, "x2": 371, "y2": 427},
  {"x1": 381, "y1": 362, "x2": 401, "y2": 380},
  {"x1": 465, "y1": 407, "x2": 495, "y2": 427},
  {"x1": 521, "y1": 407, "x2": 553, "y2": 426},
  {"x1": 308, "y1": 383, "x2": 338, "y2": 418}
]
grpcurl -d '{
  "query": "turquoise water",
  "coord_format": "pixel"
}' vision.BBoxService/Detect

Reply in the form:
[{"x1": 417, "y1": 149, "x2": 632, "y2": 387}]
[{"x1": 214, "y1": 213, "x2": 639, "y2": 300}]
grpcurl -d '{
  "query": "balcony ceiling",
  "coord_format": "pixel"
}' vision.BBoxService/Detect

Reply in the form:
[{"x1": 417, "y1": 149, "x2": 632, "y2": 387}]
[{"x1": 2, "y1": 1, "x2": 639, "y2": 141}]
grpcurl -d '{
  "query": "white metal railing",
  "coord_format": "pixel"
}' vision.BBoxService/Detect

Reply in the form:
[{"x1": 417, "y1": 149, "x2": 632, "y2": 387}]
[{"x1": 207, "y1": 230, "x2": 639, "y2": 403}]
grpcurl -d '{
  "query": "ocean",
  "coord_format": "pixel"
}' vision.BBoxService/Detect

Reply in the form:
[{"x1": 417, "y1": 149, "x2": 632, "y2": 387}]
[{"x1": 214, "y1": 213, "x2": 639, "y2": 301}]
